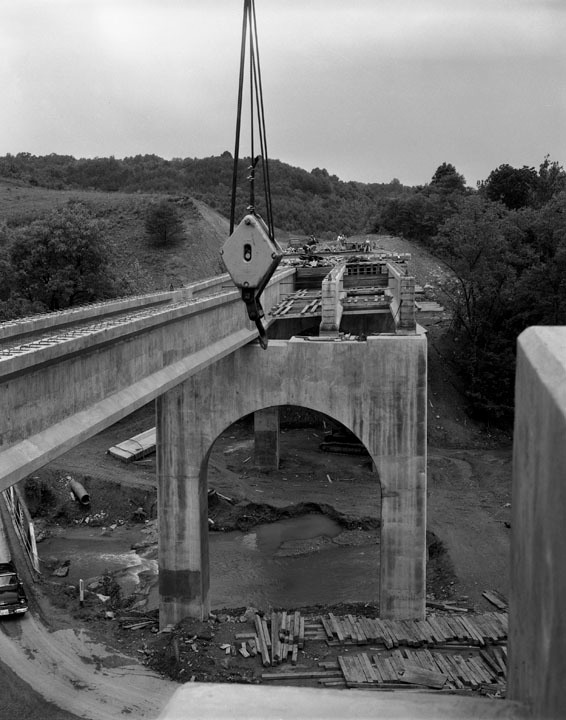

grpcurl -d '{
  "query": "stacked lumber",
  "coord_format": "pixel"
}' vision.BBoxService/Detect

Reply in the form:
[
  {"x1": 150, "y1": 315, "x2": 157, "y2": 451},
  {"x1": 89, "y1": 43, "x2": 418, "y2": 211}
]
[
  {"x1": 108, "y1": 428, "x2": 156, "y2": 462},
  {"x1": 253, "y1": 611, "x2": 305, "y2": 667},
  {"x1": 256, "y1": 609, "x2": 508, "y2": 692},
  {"x1": 331, "y1": 646, "x2": 507, "y2": 690},
  {"x1": 319, "y1": 612, "x2": 507, "y2": 649}
]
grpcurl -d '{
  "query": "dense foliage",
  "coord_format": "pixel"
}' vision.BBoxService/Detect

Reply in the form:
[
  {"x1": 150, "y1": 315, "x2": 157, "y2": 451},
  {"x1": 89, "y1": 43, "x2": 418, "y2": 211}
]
[
  {"x1": 378, "y1": 158, "x2": 566, "y2": 424},
  {"x1": 0, "y1": 152, "x2": 408, "y2": 237},
  {"x1": 0, "y1": 202, "x2": 128, "y2": 318}
]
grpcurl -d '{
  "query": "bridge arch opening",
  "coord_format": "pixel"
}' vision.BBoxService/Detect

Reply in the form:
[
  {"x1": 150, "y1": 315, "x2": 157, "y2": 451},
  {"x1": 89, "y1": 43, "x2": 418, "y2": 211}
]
[{"x1": 202, "y1": 404, "x2": 382, "y2": 612}]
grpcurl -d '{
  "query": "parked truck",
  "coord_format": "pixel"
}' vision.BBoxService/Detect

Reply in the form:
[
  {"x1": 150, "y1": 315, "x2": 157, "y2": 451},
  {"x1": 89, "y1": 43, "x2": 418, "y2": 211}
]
[
  {"x1": 0, "y1": 560, "x2": 28, "y2": 617},
  {"x1": 0, "y1": 511, "x2": 29, "y2": 618}
]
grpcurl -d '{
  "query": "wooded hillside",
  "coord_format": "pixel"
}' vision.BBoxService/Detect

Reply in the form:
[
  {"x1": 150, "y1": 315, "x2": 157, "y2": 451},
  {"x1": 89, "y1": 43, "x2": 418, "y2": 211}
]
[{"x1": 0, "y1": 152, "x2": 409, "y2": 238}]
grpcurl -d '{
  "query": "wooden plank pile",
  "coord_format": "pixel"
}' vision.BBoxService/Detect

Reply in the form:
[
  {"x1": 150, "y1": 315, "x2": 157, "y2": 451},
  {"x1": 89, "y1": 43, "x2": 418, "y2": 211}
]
[
  {"x1": 325, "y1": 645, "x2": 507, "y2": 690},
  {"x1": 317, "y1": 612, "x2": 507, "y2": 649},
  {"x1": 253, "y1": 611, "x2": 306, "y2": 667},
  {"x1": 258, "y1": 611, "x2": 508, "y2": 692}
]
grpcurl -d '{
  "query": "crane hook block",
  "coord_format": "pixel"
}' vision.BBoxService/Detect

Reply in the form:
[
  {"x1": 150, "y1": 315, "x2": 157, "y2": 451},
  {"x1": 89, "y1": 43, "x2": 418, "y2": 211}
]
[{"x1": 220, "y1": 214, "x2": 283, "y2": 347}]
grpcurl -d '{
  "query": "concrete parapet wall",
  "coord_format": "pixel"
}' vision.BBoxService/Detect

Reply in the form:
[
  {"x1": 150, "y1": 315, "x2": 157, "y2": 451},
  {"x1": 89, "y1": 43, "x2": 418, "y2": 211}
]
[
  {"x1": 0, "y1": 268, "x2": 294, "y2": 344},
  {"x1": 182, "y1": 273, "x2": 233, "y2": 298},
  {"x1": 509, "y1": 327, "x2": 566, "y2": 719},
  {"x1": 157, "y1": 682, "x2": 526, "y2": 720},
  {"x1": 0, "y1": 291, "x2": 174, "y2": 340}
]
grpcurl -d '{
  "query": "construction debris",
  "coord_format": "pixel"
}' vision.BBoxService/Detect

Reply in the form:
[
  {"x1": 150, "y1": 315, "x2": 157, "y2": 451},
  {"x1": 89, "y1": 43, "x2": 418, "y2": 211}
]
[
  {"x1": 123, "y1": 620, "x2": 155, "y2": 631},
  {"x1": 482, "y1": 590, "x2": 508, "y2": 610}
]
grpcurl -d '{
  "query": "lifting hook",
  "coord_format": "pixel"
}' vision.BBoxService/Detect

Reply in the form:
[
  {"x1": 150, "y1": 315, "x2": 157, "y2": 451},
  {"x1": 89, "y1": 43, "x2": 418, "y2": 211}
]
[{"x1": 220, "y1": 212, "x2": 282, "y2": 350}]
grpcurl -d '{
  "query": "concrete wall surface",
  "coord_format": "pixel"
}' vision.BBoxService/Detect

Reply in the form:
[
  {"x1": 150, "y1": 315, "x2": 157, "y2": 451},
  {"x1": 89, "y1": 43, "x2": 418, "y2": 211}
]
[
  {"x1": 509, "y1": 327, "x2": 566, "y2": 719},
  {"x1": 387, "y1": 262, "x2": 415, "y2": 330},
  {"x1": 157, "y1": 333, "x2": 427, "y2": 625},
  {"x1": 157, "y1": 683, "x2": 527, "y2": 720},
  {"x1": 319, "y1": 262, "x2": 345, "y2": 335}
]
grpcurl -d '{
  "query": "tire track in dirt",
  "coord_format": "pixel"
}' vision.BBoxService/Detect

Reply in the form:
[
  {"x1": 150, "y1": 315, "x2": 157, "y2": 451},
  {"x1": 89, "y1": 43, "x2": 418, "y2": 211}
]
[
  {"x1": 0, "y1": 614, "x2": 174, "y2": 719},
  {"x1": 427, "y1": 449, "x2": 511, "y2": 605}
]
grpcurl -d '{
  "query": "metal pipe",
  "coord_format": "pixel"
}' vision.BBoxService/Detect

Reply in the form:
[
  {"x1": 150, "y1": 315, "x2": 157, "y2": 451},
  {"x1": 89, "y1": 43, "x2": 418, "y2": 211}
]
[{"x1": 69, "y1": 479, "x2": 90, "y2": 506}]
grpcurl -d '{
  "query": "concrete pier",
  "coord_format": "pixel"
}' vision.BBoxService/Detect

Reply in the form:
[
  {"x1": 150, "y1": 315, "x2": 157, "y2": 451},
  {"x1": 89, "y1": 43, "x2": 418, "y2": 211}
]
[
  {"x1": 157, "y1": 334, "x2": 427, "y2": 627},
  {"x1": 254, "y1": 407, "x2": 280, "y2": 470},
  {"x1": 157, "y1": 385, "x2": 210, "y2": 623}
]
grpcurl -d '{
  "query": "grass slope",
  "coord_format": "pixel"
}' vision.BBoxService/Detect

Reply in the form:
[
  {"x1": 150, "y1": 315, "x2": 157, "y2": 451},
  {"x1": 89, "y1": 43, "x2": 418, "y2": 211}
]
[{"x1": 0, "y1": 181, "x2": 230, "y2": 291}]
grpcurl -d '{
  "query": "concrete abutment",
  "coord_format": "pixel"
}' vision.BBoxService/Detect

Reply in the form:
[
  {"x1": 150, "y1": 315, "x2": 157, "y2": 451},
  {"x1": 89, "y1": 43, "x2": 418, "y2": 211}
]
[{"x1": 156, "y1": 334, "x2": 427, "y2": 627}]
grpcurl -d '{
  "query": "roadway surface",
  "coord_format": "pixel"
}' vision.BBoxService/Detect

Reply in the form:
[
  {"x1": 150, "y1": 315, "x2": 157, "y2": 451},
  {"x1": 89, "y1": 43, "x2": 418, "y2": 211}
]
[
  {"x1": 0, "y1": 612, "x2": 174, "y2": 719},
  {"x1": 0, "y1": 293, "x2": 209, "y2": 357}
]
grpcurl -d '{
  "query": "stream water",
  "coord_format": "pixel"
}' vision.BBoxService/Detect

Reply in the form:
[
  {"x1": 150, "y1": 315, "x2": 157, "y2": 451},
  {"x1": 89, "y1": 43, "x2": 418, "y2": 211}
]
[{"x1": 40, "y1": 514, "x2": 380, "y2": 610}]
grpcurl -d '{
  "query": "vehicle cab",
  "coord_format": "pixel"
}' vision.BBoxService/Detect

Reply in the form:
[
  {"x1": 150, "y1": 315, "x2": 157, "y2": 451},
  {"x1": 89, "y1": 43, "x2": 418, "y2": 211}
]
[{"x1": 0, "y1": 561, "x2": 28, "y2": 617}]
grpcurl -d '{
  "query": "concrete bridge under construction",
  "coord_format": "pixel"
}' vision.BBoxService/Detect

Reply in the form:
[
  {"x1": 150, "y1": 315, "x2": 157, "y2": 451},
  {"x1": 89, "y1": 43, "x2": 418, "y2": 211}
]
[
  {"x1": 2, "y1": 254, "x2": 566, "y2": 718},
  {"x1": 0, "y1": 256, "x2": 427, "y2": 625}
]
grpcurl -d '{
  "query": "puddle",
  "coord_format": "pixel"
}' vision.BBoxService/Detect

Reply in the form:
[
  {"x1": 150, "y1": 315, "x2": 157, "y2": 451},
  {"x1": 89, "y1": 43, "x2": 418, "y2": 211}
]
[
  {"x1": 242, "y1": 514, "x2": 342, "y2": 553},
  {"x1": 208, "y1": 532, "x2": 379, "y2": 610}
]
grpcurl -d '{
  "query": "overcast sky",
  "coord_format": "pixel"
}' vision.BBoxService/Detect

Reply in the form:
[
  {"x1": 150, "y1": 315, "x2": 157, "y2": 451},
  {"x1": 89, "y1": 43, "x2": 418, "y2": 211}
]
[{"x1": 1, "y1": 0, "x2": 564, "y2": 187}]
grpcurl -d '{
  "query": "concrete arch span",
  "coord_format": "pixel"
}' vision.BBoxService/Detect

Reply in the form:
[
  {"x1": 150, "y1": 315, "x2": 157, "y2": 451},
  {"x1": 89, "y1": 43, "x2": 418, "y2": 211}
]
[{"x1": 156, "y1": 336, "x2": 427, "y2": 628}]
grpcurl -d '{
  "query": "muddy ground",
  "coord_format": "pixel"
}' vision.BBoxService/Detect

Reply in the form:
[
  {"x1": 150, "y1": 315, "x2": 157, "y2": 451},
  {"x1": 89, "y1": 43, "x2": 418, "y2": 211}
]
[{"x1": 17, "y1": 321, "x2": 513, "y2": 690}]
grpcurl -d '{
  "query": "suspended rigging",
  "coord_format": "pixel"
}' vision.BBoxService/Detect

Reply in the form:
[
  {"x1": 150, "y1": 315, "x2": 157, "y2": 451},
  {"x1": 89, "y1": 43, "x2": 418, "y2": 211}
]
[{"x1": 220, "y1": 0, "x2": 282, "y2": 349}]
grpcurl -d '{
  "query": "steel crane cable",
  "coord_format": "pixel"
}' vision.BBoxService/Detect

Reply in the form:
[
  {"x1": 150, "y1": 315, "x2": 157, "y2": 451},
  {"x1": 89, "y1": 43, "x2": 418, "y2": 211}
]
[{"x1": 229, "y1": 0, "x2": 274, "y2": 241}]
